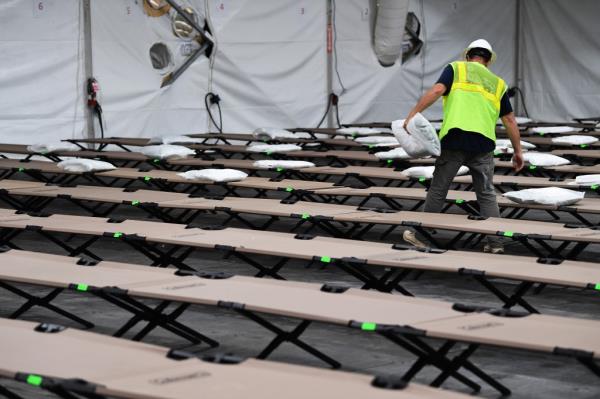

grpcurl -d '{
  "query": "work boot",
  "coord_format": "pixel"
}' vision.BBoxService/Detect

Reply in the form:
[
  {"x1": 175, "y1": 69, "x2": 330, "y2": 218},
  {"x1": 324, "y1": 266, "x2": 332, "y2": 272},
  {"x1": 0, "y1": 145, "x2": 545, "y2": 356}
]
[
  {"x1": 483, "y1": 243, "x2": 504, "y2": 254},
  {"x1": 402, "y1": 230, "x2": 428, "y2": 249}
]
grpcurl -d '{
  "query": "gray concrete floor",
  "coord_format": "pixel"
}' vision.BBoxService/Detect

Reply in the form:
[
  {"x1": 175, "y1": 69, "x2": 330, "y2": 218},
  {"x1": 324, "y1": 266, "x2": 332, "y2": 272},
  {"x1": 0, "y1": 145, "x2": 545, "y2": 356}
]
[{"x1": 1, "y1": 183, "x2": 600, "y2": 398}]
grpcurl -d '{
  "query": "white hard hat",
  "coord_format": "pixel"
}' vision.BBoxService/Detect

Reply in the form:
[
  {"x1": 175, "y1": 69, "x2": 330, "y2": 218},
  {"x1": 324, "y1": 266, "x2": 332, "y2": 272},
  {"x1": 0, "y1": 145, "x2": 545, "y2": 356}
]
[{"x1": 463, "y1": 39, "x2": 497, "y2": 65}]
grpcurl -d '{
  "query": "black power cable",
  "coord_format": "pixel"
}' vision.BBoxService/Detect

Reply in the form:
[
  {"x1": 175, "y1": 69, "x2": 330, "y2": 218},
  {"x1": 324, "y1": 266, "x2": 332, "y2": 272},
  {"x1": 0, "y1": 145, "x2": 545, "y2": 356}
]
[
  {"x1": 316, "y1": 93, "x2": 341, "y2": 128},
  {"x1": 204, "y1": 92, "x2": 223, "y2": 133}
]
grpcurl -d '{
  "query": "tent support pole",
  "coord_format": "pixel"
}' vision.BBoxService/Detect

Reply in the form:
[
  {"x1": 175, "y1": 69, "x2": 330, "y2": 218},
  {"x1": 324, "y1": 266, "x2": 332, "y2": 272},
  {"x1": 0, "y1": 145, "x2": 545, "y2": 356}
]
[
  {"x1": 326, "y1": 0, "x2": 334, "y2": 128},
  {"x1": 83, "y1": 0, "x2": 95, "y2": 141},
  {"x1": 514, "y1": 0, "x2": 522, "y2": 116}
]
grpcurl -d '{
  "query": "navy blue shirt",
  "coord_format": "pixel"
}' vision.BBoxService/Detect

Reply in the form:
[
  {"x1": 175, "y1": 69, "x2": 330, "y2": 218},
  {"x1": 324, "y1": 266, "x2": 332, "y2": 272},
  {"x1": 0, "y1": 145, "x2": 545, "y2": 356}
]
[{"x1": 436, "y1": 64, "x2": 512, "y2": 153}]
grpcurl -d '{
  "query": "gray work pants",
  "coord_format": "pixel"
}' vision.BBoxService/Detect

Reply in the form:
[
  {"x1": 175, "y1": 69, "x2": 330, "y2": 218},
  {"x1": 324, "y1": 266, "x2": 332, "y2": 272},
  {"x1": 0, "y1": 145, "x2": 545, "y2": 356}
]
[{"x1": 424, "y1": 149, "x2": 502, "y2": 246}]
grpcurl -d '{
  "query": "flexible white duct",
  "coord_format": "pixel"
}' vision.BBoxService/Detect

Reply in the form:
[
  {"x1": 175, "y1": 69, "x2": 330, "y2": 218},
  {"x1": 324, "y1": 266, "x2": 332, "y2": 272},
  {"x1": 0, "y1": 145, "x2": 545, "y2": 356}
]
[{"x1": 372, "y1": 0, "x2": 409, "y2": 67}]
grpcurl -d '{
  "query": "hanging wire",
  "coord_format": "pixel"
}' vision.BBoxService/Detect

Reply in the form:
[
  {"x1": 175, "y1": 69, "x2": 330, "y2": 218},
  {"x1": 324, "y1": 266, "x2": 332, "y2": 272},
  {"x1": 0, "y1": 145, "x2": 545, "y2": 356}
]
[
  {"x1": 204, "y1": 92, "x2": 223, "y2": 133},
  {"x1": 331, "y1": 0, "x2": 346, "y2": 95}
]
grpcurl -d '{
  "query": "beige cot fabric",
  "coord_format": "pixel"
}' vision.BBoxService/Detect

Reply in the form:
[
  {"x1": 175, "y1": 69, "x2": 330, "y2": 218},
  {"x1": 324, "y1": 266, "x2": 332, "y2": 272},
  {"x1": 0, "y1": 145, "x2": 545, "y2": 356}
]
[
  {"x1": 1, "y1": 212, "x2": 600, "y2": 288},
  {"x1": 2, "y1": 251, "x2": 600, "y2": 362},
  {"x1": 0, "y1": 320, "x2": 470, "y2": 399},
  {"x1": 419, "y1": 313, "x2": 600, "y2": 358}
]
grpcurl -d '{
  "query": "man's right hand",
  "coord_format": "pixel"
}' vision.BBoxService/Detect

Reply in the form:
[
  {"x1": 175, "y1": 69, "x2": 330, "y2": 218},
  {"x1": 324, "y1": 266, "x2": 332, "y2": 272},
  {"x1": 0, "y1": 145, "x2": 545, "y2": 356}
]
[{"x1": 512, "y1": 151, "x2": 525, "y2": 172}]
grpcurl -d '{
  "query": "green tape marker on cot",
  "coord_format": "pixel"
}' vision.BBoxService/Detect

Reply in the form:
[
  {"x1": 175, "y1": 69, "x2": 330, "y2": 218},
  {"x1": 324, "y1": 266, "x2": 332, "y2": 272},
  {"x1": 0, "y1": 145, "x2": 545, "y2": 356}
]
[
  {"x1": 387, "y1": 159, "x2": 393, "y2": 164},
  {"x1": 152, "y1": 158, "x2": 160, "y2": 164},
  {"x1": 266, "y1": 151, "x2": 273, "y2": 156},
  {"x1": 320, "y1": 256, "x2": 331, "y2": 263},
  {"x1": 76, "y1": 283, "x2": 89, "y2": 292},
  {"x1": 276, "y1": 167, "x2": 284, "y2": 172},
  {"x1": 113, "y1": 232, "x2": 123, "y2": 238},
  {"x1": 594, "y1": 283, "x2": 600, "y2": 291},
  {"x1": 580, "y1": 144, "x2": 588, "y2": 148},
  {"x1": 301, "y1": 213, "x2": 310, "y2": 220},
  {"x1": 143, "y1": 176, "x2": 152, "y2": 181},
  {"x1": 503, "y1": 231, "x2": 514, "y2": 237},
  {"x1": 26, "y1": 375, "x2": 43, "y2": 387},
  {"x1": 455, "y1": 199, "x2": 464, "y2": 204},
  {"x1": 285, "y1": 187, "x2": 293, "y2": 192},
  {"x1": 131, "y1": 200, "x2": 140, "y2": 206},
  {"x1": 361, "y1": 322, "x2": 377, "y2": 331},
  {"x1": 18, "y1": 167, "x2": 25, "y2": 172},
  {"x1": 529, "y1": 165, "x2": 537, "y2": 170},
  {"x1": 591, "y1": 184, "x2": 599, "y2": 190},
  {"x1": 418, "y1": 177, "x2": 426, "y2": 182}
]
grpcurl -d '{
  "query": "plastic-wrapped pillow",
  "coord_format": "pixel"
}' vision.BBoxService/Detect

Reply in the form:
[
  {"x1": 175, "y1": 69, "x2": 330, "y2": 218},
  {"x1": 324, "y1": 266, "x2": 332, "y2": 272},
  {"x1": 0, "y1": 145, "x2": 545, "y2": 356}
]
[
  {"x1": 551, "y1": 135, "x2": 598, "y2": 146},
  {"x1": 246, "y1": 144, "x2": 302, "y2": 153},
  {"x1": 572, "y1": 174, "x2": 600, "y2": 186},
  {"x1": 139, "y1": 145, "x2": 195, "y2": 160},
  {"x1": 495, "y1": 139, "x2": 536, "y2": 149},
  {"x1": 531, "y1": 126, "x2": 579, "y2": 135},
  {"x1": 354, "y1": 136, "x2": 398, "y2": 146},
  {"x1": 177, "y1": 169, "x2": 248, "y2": 182},
  {"x1": 336, "y1": 127, "x2": 384, "y2": 136},
  {"x1": 57, "y1": 159, "x2": 116, "y2": 173},
  {"x1": 401, "y1": 165, "x2": 469, "y2": 179},
  {"x1": 27, "y1": 143, "x2": 80, "y2": 153},
  {"x1": 392, "y1": 113, "x2": 441, "y2": 157},
  {"x1": 161, "y1": 135, "x2": 204, "y2": 145},
  {"x1": 503, "y1": 187, "x2": 584, "y2": 206},
  {"x1": 374, "y1": 147, "x2": 411, "y2": 160},
  {"x1": 253, "y1": 128, "x2": 298, "y2": 140},
  {"x1": 524, "y1": 152, "x2": 570, "y2": 167},
  {"x1": 252, "y1": 160, "x2": 315, "y2": 170}
]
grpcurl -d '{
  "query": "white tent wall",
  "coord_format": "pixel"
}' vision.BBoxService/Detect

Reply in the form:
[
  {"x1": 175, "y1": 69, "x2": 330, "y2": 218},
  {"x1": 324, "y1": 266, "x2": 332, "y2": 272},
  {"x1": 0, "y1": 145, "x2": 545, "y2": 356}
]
[
  {"x1": 91, "y1": 0, "x2": 211, "y2": 138},
  {"x1": 0, "y1": 0, "x2": 85, "y2": 144},
  {"x1": 332, "y1": 0, "x2": 423, "y2": 124},
  {"x1": 333, "y1": 0, "x2": 517, "y2": 125},
  {"x1": 208, "y1": 0, "x2": 328, "y2": 132},
  {"x1": 1, "y1": 1, "x2": 599, "y2": 143},
  {"x1": 520, "y1": 0, "x2": 600, "y2": 121},
  {"x1": 418, "y1": 0, "x2": 516, "y2": 120}
]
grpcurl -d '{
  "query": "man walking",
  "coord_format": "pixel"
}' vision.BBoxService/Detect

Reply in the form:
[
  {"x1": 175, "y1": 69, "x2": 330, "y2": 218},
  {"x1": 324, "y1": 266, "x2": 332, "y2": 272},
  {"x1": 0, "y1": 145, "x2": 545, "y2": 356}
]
[{"x1": 402, "y1": 39, "x2": 524, "y2": 253}]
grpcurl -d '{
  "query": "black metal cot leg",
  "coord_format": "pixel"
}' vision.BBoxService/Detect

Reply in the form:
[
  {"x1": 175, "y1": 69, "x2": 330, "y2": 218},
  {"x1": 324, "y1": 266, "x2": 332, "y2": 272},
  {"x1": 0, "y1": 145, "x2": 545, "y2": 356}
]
[
  {"x1": 0, "y1": 384, "x2": 25, "y2": 399},
  {"x1": 103, "y1": 295, "x2": 218, "y2": 347},
  {"x1": 0, "y1": 283, "x2": 94, "y2": 329},
  {"x1": 380, "y1": 332, "x2": 482, "y2": 393},
  {"x1": 236, "y1": 309, "x2": 341, "y2": 369}
]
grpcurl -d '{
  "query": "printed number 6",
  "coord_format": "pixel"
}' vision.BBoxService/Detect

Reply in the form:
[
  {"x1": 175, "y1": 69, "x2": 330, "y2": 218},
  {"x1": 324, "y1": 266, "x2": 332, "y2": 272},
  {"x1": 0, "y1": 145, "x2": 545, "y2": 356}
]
[{"x1": 38, "y1": 2, "x2": 44, "y2": 11}]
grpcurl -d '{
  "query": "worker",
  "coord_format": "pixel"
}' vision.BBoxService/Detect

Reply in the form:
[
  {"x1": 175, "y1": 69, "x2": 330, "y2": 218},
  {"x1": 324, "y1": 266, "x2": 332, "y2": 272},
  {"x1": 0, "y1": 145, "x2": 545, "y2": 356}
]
[{"x1": 402, "y1": 39, "x2": 524, "y2": 254}]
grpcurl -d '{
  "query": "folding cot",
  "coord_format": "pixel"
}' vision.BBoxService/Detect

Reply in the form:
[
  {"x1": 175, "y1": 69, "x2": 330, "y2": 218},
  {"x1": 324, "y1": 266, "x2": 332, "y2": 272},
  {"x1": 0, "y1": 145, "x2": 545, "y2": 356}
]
[
  {"x1": 3, "y1": 193, "x2": 600, "y2": 259},
  {"x1": 518, "y1": 136, "x2": 600, "y2": 150},
  {"x1": 6, "y1": 155, "x2": 594, "y2": 201},
  {"x1": 0, "y1": 159, "x2": 338, "y2": 199},
  {"x1": 66, "y1": 134, "x2": 370, "y2": 151},
  {"x1": 0, "y1": 318, "x2": 466, "y2": 399},
  {"x1": 552, "y1": 149, "x2": 600, "y2": 165},
  {"x1": 3, "y1": 142, "x2": 595, "y2": 177},
  {"x1": 2, "y1": 178, "x2": 600, "y2": 232},
  {"x1": 2, "y1": 250, "x2": 600, "y2": 396},
  {"x1": 1, "y1": 210, "x2": 599, "y2": 313}
]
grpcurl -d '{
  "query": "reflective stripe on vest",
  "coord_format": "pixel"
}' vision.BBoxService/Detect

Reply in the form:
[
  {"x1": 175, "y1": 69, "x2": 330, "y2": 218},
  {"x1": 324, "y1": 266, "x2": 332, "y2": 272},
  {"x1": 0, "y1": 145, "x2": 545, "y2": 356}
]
[{"x1": 439, "y1": 61, "x2": 506, "y2": 143}]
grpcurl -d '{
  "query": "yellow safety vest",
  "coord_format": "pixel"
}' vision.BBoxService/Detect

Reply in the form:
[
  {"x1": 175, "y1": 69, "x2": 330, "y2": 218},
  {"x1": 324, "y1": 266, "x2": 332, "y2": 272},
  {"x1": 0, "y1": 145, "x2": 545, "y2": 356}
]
[{"x1": 438, "y1": 61, "x2": 507, "y2": 142}]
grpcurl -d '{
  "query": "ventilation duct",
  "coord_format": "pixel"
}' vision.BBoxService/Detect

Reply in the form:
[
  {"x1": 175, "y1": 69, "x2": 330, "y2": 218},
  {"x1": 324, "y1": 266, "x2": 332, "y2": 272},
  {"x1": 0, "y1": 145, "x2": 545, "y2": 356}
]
[{"x1": 372, "y1": 0, "x2": 409, "y2": 67}]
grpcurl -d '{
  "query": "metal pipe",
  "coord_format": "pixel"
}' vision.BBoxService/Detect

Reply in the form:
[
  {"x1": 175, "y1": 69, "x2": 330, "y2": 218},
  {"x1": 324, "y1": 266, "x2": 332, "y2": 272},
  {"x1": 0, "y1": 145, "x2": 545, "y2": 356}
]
[
  {"x1": 326, "y1": 0, "x2": 334, "y2": 128},
  {"x1": 83, "y1": 0, "x2": 94, "y2": 140},
  {"x1": 514, "y1": 0, "x2": 522, "y2": 115}
]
